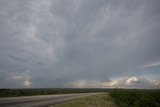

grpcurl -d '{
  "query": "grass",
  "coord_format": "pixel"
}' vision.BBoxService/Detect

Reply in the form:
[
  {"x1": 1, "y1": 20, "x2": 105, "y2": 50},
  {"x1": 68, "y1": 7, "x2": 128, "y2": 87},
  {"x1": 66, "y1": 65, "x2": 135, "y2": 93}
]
[
  {"x1": 50, "y1": 93, "x2": 117, "y2": 107},
  {"x1": 109, "y1": 89, "x2": 160, "y2": 107},
  {"x1": 50, "y1": 89, "x2": 160, "y2": 107}
]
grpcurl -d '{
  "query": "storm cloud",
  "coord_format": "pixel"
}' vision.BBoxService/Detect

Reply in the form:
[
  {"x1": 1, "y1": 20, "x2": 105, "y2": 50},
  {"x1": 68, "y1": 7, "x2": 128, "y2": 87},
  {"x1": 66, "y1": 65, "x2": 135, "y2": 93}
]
[{"x1": 0, "y1": 0, "x2": 160, "y2": 88}]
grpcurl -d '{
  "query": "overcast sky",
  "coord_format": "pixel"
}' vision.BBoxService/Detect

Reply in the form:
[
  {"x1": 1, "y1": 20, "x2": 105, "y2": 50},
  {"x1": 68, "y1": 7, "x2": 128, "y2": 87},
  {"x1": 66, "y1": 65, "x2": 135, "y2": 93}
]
[{"x1": 0, "y1": 0, "x2": 160, "y2": 89}]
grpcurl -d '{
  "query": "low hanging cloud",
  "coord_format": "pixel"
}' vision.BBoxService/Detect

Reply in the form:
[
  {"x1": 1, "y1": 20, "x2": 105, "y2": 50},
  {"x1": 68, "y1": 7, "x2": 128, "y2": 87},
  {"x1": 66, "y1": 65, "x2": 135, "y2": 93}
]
[
  {"x1": 0, "y1": 70, "x2": 32, "y2": 88},
  {"x1": 114, "y1": 76, "x2": 160, "y2": 89},
  {"x1": 68, "y1": 76, "x2": 160, "y2": 89},
  {"x1": 23, "y1": 80, "x2": 31, "y2": 88},
  {"x1": 9, "y1": 71, "x2": 32, "y2": 88}
]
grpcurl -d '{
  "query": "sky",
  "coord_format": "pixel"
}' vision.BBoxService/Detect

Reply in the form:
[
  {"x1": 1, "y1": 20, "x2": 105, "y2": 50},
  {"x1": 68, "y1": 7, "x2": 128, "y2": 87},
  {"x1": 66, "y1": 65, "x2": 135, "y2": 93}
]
[{"x1": 0, "y1": 0, "x2": 160, "y2": 89}]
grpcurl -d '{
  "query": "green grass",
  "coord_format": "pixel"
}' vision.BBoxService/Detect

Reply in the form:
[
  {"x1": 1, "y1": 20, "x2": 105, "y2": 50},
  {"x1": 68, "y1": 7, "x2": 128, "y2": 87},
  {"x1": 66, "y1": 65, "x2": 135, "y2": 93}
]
[
  {"x1": 50, "y1": 93, "x2": 117, "y2": 107},
  {"x1": 109, "y1": 89, "x2": 160, "y2": 107}
]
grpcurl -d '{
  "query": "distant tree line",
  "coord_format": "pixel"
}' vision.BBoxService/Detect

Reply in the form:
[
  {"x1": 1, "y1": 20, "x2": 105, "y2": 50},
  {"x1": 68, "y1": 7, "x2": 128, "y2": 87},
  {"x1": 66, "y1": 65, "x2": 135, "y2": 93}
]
[{"x1": 0, "y1": 88, "x2": 110, "y2": 97}]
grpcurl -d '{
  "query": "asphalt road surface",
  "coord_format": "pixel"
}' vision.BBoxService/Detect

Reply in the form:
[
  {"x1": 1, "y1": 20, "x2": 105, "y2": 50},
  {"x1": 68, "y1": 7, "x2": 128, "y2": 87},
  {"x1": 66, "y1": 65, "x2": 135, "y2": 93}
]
[{"x1": 0, "y1": 93, "x2": 100, "y2": 107}]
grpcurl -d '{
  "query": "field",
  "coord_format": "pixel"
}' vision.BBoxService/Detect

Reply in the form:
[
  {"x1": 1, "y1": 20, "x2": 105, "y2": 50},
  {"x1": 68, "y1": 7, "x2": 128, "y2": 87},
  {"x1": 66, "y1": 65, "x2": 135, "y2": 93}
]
[
  {"x1": 1, "y1": 88, "x2": 160, "y2": 107},
  {"x1": 50, "y1": 93, "x2": 117, "y2": 107},
  {"x1": 0, "y1": 88, "x2": 110, "y2": 97},
  {"x1": 109, "y1": 89, "x2": 160, "y2": 107}
]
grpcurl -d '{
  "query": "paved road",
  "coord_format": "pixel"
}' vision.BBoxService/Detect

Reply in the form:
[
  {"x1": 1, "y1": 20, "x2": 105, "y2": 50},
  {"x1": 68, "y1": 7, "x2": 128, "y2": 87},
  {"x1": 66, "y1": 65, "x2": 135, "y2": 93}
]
[{"x1": 0, "y1": 93, "x2": 100, "y2": 107}]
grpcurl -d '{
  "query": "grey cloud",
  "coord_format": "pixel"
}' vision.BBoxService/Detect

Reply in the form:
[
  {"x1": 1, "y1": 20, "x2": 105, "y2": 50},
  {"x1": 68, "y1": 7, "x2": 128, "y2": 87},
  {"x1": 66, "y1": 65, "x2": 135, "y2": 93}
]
[
  {"x1": 0, "y1": 0, "x2": 160, "y2": 88},
  {"x1": 0, "y1": 69, "x2": 31, "y2": 88}
]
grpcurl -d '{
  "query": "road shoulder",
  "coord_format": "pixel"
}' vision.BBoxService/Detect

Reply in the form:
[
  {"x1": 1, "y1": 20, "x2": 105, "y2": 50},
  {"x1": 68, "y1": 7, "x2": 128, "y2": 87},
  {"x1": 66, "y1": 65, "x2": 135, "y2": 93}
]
[{"x1": 50, "y1": 92, "x2": 117, "y2": 107}]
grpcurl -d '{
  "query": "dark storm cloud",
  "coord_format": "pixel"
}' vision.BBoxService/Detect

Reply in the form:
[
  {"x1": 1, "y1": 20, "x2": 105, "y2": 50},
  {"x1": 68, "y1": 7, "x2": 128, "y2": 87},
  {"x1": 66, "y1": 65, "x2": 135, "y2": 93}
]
[{"x1": 0, "y1": 0, "x2": 160, "y2": 88}]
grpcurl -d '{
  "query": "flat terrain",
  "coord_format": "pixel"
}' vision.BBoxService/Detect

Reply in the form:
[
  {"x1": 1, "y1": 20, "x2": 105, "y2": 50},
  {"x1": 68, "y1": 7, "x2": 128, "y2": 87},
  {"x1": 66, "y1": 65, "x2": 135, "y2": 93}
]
[
  {"x1": 50, "y1": 93, "x2": 117, "y2": 107},
  {"x1": 0, "y1": 93, "x2": 100, "y2": 107},
  {"x1": 1, "y1": 89, "x2": 159, "y2": 107}
]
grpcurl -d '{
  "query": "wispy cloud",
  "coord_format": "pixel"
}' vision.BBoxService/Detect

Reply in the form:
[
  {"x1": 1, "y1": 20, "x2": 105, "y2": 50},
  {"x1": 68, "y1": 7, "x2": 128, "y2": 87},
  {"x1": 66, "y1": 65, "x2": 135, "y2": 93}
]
[{"x1": 140, "y1": 61, "x2": 160, "y2": 68}]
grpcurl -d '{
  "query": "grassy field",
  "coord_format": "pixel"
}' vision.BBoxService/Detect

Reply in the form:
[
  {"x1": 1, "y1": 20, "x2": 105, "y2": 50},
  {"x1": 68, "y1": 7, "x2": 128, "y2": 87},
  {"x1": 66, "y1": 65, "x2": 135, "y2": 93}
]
[
  {"x1": 50, "y1": 93, "x2": 117, "y2": 107},
  {"x1": 109, "y1": 89, "x2": 160, "y2": 107}
]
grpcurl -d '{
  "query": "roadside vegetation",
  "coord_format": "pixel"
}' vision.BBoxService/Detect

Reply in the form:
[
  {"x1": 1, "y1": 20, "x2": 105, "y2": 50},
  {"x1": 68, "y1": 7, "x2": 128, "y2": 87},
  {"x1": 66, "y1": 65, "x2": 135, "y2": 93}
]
[
  {"x1": 109, "y1": 89, "x2": 160, "y2": 107},
  {"x1": 50, "y1": 89, "x2": 160, "y2": 107},
  {"x1": 51, "y1": 93, "x2": 117, "y2": 107},
  {"x1": 1, "y1": 88, "x2": 160, "y2": 107},
  {"x1": 0, "y1": 88, "x2": 110, "y2": 97}
]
